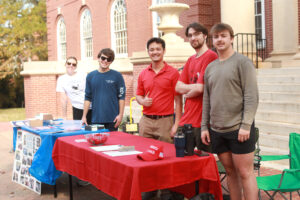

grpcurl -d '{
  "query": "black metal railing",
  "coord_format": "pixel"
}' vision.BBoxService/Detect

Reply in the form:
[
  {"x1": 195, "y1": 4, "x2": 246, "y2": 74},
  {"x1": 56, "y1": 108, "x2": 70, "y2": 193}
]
[{"x1": 207, "y1": 33, "x2": 268, "y2": 68}]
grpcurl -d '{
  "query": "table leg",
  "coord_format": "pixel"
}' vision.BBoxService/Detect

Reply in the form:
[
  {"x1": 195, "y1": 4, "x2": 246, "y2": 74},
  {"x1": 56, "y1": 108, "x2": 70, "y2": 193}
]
[
  {"x1": 53, "y1": 184, "x2": 57, "y2": 198},
  {"x1": 195, "y1": 180, "x2": 199, "y2": 195},
  {"x1": 68, "y1": 174, "x2": 73, "y2": 200}
]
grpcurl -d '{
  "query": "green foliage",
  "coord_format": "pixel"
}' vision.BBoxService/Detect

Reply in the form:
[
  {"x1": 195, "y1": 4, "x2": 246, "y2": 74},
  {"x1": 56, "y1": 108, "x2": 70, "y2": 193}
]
[{"x1": 0, "y1": 0, "x2": 47, "y2": 108}]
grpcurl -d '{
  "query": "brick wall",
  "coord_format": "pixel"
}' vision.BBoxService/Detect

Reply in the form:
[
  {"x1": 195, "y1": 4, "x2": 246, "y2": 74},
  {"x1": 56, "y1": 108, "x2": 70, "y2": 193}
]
[
  {"x1": 299, "y1": 0, "x2": 300, "y2": 45},
  {"x1": 265, "y1": 0, "x2": 273, "y2": 57},
  {"x1": 122, "y1": 72, "x2": 134, "y2": 105},
  {"x1": 176, "y1": 0, "x2": 221, "y2": 40},
  {"x1": 24, "y1": 75, "x2": 58, "y2": 118}
]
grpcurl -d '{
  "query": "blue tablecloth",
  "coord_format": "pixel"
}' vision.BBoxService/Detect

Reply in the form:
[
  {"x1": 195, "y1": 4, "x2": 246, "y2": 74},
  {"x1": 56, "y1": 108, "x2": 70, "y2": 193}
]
[{"x1": 12, "y1": 121, "x2": 108, "y2": 185}]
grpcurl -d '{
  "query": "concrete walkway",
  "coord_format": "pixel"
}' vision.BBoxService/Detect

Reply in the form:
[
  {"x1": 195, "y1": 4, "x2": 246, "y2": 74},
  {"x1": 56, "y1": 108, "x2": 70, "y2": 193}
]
[{"x1": 0, "y1": 122, "x2": 298, "y2": 200}]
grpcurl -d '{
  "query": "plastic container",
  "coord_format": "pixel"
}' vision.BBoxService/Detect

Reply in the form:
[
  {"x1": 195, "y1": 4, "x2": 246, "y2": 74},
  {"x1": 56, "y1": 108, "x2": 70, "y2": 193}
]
[
  {"x1": 85, "y1": 132, "x2": 110, "y2": 145},
  {"x1": 61, "y1": 120, "x2": 82, "y2": 131}
]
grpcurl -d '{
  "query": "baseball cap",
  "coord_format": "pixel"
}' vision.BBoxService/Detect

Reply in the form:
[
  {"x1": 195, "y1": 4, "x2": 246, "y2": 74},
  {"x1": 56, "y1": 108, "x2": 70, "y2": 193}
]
[{"x1": 137, "y1": 145, "x2": 164, "y2": 161}]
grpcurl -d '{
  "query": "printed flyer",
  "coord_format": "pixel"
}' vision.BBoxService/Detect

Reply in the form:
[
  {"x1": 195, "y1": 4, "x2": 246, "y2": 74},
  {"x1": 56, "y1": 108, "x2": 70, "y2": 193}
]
[{"x1": 12, "y1": 130, "x2": 42, "y2": 194}]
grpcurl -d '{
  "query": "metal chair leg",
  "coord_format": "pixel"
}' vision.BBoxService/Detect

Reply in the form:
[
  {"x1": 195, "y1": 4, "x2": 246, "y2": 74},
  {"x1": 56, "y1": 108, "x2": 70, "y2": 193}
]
[
  {"x1": 53, "y1": 184, "x2": 57, "y2": 198},
  {"x1": 68, "y1": 174, "x2": 73, "y2": 200},
  {"x1": 220, "y1": 174, "x2": 229, "y2": 193}
]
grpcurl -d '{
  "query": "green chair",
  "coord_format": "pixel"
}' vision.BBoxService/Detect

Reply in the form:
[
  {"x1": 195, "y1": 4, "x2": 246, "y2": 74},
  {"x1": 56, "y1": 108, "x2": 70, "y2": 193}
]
[
  {"x1": 217, "y1": 127, "x2": 261, "y2": 193},
  {"x1": 256, "y1": 132, "x2": 300, "y2": 200}
]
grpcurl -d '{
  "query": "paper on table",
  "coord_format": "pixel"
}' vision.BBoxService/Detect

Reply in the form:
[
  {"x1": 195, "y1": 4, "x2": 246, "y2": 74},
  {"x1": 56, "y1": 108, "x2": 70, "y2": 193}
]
[
  {"x1": 75, "y1": 139, "x2": 87, "y2": 143},
  {"x1": 90, "y1": 145, "x2": 122, "y2": 152},
  {"x1": 102, "y1": 151, "x2": 142, "y2": 157}
]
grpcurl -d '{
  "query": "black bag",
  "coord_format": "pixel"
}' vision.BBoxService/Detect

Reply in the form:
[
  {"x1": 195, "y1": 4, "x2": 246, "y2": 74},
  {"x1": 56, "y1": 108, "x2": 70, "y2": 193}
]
[{"x1": 190, "y1": 193, "x2": 215, "y2": 200}]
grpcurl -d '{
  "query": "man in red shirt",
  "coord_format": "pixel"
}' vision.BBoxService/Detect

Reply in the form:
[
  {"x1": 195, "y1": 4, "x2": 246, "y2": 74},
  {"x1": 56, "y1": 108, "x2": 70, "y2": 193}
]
[
  {"x1": 136, "y1": 37, "x2": 182, "y2": 144},
  {"x1": 175, "y1": 22, "x2": 218, "y2": 152}
]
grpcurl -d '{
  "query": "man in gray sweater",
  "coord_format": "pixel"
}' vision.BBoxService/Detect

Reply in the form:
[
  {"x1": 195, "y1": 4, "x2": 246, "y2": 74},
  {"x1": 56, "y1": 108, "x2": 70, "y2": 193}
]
[{"x1": 201, "y1": 23, "x2": 259, "y2": 200}]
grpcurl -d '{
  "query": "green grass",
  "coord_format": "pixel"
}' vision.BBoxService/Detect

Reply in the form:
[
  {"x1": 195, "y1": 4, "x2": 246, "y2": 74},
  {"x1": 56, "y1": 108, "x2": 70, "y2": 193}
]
[{"x1": 0, "y1": 108, "x2": 26, "y2": 122}]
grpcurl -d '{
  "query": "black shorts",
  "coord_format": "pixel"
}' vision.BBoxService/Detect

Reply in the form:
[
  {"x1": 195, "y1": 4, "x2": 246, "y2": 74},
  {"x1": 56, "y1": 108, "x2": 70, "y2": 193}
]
[
  {"x1": 72, "y1": 107, "x2": 92, "y2": 124},
  {"x1": 209, "y1": 123, "x2": 255, "y2": 154}
]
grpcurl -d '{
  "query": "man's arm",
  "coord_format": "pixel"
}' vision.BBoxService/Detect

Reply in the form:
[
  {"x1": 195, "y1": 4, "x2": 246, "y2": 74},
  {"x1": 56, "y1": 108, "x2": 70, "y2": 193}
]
[
  {"x1": 240, "y1": 60, "x2": 259, "y2": 131},
  {"x1": 59, "y1": 92, "x2": 68, "y2": 119},
  {"x1": 175, "y1": 81, "x2": 203, "y2": 98},
  {"x1": 114, "y1": 99, "x2": 125, "y2": 128},
  {"x1": 170, "y1": 95, "x2": 182, "y2": 137},
  {"x1": 238, "y1": 60, "x2": 259, "y2": 142},
  {"x1": 81, "y1": 100, "x2": 91, "y2": 125},
  {"x1": 201, "y1": 73, "x2": 211, "y2": 145}
]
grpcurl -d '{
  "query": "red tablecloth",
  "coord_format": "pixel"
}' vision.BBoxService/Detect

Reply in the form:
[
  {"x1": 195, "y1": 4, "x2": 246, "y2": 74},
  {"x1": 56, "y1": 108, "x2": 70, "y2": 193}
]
[{"x1": 52, "y1": 132, "x2": 223, "y2": 200}]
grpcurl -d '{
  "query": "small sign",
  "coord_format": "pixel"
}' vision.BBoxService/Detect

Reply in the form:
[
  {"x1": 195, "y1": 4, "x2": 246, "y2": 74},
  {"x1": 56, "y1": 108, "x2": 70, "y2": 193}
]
[{"x1": 12, "y1": 130, "x2": 42, "y2": 194}]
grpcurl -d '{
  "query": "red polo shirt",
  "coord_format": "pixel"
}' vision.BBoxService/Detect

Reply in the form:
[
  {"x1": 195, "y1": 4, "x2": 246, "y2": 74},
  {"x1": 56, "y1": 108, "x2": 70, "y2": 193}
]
[
  {"x1": 179, "y1": 50, "x2": 218, "y2": 127},
  {"x1": 136, "y1": 62, "x2": 180, "y2": 115}
]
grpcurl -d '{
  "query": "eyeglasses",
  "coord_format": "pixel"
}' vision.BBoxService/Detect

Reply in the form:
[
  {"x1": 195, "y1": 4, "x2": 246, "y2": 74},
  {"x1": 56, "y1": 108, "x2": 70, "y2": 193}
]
[
  {"x1": 99, "y1": 56, "x2": 113, "y2": 62},
  {"x1": 66, "y1": 62, "x2": 77, "y2": 67},
  {"x1": 187, "y1": 32, "x2": 203, "y2": 38}
]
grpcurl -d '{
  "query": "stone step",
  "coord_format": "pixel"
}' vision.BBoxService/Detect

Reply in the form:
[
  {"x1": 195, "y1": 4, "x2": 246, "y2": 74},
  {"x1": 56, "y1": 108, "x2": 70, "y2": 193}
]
[
  {"x1": 259, "y1": 92, "x2": 300, "y2": 102},
  {"x1": 257, "y1": 75, "x2": 300, "y2": 84},
  {"x1": 259, "y1": 132, "x2": 289, "y2": 151},
  {"x1": 255, "y1": 120, "x2": 300, "y2": 136},
  {"x1": 257, "y1": 67, "x2": 300, "y2": 75},
  {"x1": 255, "y1": 110, "x2": 300, "y2": 124},
  {"x1": 258, "y1": 83, "x2": 300, "y2": 92},
  {"x1": 258, "y1": 101, "x2": 300, "y2": 113}
]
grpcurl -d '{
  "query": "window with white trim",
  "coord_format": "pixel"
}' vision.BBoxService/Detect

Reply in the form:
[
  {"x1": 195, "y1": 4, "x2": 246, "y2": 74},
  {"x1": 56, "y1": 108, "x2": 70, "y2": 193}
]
[
  {"x1": 80, "y1": 9, "x2": 93, "y2": 60},
  {"x1": 57, "y1": 17, "x2": 66, "y2": 61},
  {"x1": 255, "y1": 0, "x2": 266, "y2": 48},
  {"x1": 152, "y1": 0, "x2": 175, "y2": 37},
  {"x1": 111, "y1": 0, "x2": 128, "y2": 57}
]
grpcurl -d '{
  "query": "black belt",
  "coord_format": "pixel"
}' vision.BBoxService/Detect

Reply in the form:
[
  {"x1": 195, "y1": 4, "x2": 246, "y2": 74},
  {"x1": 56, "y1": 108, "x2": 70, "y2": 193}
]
[{"x1": 144, "y1": 114, "x2": 173, "y2": 120}]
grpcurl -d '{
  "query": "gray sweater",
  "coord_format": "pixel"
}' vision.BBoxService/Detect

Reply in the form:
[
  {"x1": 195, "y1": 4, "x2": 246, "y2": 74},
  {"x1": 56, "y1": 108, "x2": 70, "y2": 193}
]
[{"x1": 201, "y1": 52, "x2": 259, "y2": 132}]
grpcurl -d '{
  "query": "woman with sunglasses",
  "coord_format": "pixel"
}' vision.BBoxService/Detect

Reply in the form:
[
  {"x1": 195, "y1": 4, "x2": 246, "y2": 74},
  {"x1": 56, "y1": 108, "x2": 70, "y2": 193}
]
[{"x1": 56, "y1": 56, "x2": 92, "y2": 123}]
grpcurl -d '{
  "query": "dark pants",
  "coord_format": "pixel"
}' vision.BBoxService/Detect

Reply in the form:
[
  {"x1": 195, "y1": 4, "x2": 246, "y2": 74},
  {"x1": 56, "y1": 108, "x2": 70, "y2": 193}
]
[
  {"x1": 72, "y1": 107, "x2": 92, "y2": 124},
  {"x1": 92, "y1": 122, "x2": 118, "y2": 132}
]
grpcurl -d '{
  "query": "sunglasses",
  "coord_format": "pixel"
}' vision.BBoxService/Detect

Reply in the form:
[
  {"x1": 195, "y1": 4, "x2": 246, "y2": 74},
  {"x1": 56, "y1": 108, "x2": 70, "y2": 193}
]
[
  {"x1": 100, "y1": 56, "x2": 113, "y2": 62},
  {"x1": 66, "y1": 62, "x2": 77, "y2": 67}
]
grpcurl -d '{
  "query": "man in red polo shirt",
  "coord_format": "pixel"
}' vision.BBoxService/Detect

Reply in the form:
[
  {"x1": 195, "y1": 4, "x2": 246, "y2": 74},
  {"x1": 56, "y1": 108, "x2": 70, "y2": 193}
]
[
  {"x1": 136, "y1": 37, "x2": 182, "y2": 144},
  {"x1": 175, "y1": 22, "x2": 218, "y2": 152}
]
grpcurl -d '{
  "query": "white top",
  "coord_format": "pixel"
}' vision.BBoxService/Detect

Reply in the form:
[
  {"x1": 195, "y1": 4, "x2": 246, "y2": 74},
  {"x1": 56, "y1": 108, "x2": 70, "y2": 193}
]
[{"x1": 56, "y1": 72, "x2": 87, "y2": 109}]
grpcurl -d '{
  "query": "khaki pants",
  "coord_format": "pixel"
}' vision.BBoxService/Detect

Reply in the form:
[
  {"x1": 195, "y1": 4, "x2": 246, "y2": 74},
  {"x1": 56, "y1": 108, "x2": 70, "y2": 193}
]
[{"x1": 139, "y1": 115, "x2": 173, "y2": 143}]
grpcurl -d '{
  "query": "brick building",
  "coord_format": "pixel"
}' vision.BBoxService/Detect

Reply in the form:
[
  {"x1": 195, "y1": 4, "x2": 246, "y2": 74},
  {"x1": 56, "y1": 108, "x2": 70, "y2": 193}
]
[{"x1": 22, "y1": 0, "x2": 300, "y2": 119}]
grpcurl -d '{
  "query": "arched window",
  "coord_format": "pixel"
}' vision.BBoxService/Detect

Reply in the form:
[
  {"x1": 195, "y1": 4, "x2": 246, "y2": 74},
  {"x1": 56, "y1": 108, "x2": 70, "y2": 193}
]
[
  {"x1": 57, "y1": 17, "x2": 66, "y2": 61},
  {"x1": 152, "y1": 0, "x2": 175, "y2": 37},
  {"x1": 80, "y1": 9, "x2": 93, "y2": 60},
  {"x1": 111, "y1": 0, "x2": 128, "y2": 57}
]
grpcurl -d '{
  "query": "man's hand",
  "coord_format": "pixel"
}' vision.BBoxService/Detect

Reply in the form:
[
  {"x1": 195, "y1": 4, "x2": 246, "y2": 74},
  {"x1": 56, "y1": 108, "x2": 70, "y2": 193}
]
[
  {"x1": 113, "y1": 114, "x2": 123, "y2": 128},
  {"x1": 170, "y1": 125, "x2": 178, "y2": 138},
  {"x1": 184, "y1": 90, "x2": 196, "y2": 98},
  {"x1": 81, "y1": 116, "x2": 88, "y2": 126},
  {"x1": 142, "y1": 92, "x2": 152, "y2": 107},
  {"x1": 201, "y1": 130, "x2": 210, "y2": 145},
  {"x1": 238, "y1": 128, "x2": 250, "y2": 142}
]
